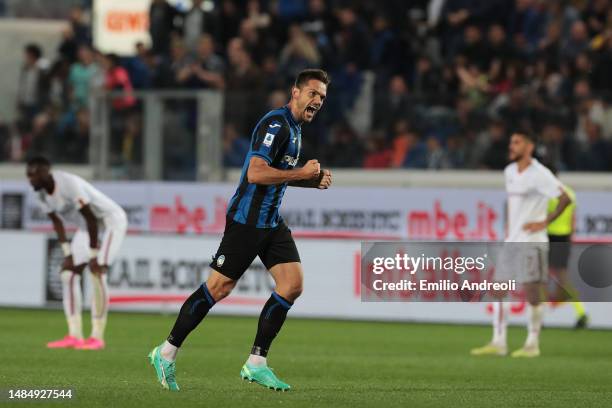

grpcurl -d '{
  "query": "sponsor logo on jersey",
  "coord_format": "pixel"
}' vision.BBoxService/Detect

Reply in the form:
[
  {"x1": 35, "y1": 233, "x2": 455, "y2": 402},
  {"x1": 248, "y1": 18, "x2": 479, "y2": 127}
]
[
  {"x1": 263, "y1": 133, "x2": 275, "y2": 147},
  {"x1": 283, "y1": 155, "x2": 299, "y2": 166}
]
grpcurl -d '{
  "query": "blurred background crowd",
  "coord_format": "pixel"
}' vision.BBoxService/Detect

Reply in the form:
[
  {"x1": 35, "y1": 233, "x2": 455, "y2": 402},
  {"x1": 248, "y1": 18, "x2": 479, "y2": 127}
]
[{"x1": 3, "y1": 0, "x2": 612, "y2": 172}]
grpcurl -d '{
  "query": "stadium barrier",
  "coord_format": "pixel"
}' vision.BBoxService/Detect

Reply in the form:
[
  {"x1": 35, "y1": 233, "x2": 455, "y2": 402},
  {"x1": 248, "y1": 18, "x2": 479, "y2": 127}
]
[
  {"x1": 1, "y1": 230, "x2": 611, "y2": 329},
  {"x1": 2, "y1": 180, "x2": 612, "y2": 242},
  {"x1": 1, "y1": 181, "x2": 612, "y2": 328}
]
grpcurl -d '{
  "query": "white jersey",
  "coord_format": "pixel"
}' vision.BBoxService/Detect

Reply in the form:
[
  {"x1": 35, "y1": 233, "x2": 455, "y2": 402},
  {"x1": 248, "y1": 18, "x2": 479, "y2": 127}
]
[
  {"x1": 504, "y1": 158, "x2": 563, "y2": 242},
  {"x1": 37, "y1": 170, "x2": 125, "y2": 228}
]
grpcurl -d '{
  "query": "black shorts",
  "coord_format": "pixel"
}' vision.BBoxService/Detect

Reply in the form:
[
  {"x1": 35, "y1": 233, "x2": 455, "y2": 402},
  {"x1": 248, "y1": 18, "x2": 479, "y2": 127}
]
[
  {"x1": 210, "y1": 217, "x2": 301, "y2": 280},
  {"x1": 548, "y1": 234, "x2": 571, "y2": 269}
]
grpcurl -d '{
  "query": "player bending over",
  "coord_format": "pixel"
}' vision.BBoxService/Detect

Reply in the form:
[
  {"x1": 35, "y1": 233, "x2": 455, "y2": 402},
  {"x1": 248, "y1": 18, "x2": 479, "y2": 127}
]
[
  {"x1": 149, "y1": 69, "x2": 332, "y2": 391},
  {"x1": 471, "y1": 132, "x2": 571, "y2": 358},
  {"x1": 26, "y1": 157, "x2": 128, "y2": 350}
]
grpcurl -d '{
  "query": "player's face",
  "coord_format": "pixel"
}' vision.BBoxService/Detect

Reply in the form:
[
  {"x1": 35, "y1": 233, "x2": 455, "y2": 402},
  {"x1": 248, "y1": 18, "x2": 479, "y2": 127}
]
[
  {"x1": 26, "y1": 164, "x2": 49, "y2": 191},
  {"x1": 294, "y1": 80, "x2": 327, "y2": 123},
  {"x1": 508, "y1": 134, "x2": 532, "y2": 161}
]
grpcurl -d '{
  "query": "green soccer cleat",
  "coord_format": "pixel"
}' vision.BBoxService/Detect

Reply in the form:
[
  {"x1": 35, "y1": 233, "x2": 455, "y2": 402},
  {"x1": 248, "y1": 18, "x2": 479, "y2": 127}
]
[
  {"x1": 240, "y1": 364, "x2": 291, "y2": 391},
  {"x1": 470, "y1": 342, "x2": 508, "y2": 356},
  {"x1": 148, "y1": 345, "x2": 180, "y2": 391},
  {"x1": 511, "y1": 345, "x2": 540, "y2": 358}
]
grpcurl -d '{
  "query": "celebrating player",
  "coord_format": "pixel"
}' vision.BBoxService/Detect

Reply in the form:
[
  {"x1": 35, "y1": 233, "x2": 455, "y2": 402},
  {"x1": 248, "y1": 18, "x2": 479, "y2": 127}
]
[
  {"x1": 26, "y1": 157, "x2": 128, "y2": 350},
  {"x1": 149, "y1": 69, "x2": 332, "y2": 391},
  {"x1": 471, "y1": 132, "x2": 571, "y2": 358}
]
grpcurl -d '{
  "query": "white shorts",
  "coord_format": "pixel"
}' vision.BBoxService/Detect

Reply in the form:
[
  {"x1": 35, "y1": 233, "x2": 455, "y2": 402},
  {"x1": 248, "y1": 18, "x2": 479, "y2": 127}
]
[
  {"x1": 494, "y1": 243, "x2": 549, "y2": 284},
  {"x1": 71, "y1": 215, "x2": 127, "y2": 266}
]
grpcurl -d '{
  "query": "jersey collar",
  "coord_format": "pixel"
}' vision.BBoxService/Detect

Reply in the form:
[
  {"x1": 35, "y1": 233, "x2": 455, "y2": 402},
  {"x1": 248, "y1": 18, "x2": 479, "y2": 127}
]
[{"x1": 283, "y1": 105, "x2": 301, "y2": 129}]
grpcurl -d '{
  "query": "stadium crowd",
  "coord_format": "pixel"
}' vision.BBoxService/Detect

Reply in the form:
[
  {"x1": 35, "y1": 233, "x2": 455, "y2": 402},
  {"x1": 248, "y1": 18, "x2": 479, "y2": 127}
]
[{"x1": 5, "y1": 0, "x2": 612, "y2": 172}]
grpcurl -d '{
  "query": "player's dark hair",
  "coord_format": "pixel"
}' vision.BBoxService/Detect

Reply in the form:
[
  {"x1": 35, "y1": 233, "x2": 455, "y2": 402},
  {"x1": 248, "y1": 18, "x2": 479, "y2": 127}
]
[
  {"x1": 514, "y1": 130, "x2": 537, "y2": 144},
  {"x1": 26, "y1": 156, "x2": 51, "y2": 168},
  {"x1": 24, "y1": 44, "x2": 42, "y2": 60},
  {"x1": 294, "y1": 69, "x2": 330, "y2": 88}
]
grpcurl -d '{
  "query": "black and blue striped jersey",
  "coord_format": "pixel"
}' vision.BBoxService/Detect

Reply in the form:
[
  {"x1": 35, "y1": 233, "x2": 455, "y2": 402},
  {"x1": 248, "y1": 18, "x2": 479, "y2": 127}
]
[{"x1": 227, "y1": 106, "x2": 302, "y2": 228}]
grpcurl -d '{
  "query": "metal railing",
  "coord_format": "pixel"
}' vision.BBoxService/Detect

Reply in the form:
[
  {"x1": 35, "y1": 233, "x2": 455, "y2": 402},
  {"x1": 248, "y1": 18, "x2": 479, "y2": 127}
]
[{"x1": 89, "y1": 89, "x2": 223, "y2": 182}]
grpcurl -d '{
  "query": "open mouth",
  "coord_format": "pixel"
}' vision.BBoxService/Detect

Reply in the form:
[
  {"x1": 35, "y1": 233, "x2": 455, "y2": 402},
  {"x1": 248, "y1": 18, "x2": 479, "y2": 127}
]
[{"x1": 305, "y1": 105, "x2": 319, "y2": 115}]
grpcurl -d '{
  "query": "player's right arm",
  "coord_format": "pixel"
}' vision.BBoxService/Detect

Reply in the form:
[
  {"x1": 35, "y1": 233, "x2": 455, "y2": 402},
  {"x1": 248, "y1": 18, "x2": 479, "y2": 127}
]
[
  {"x1": 48, "y1": 212, "x2": 74, "y2": 270},
  {"x1": 247, "y1": 157, "x2": 320, "y2": 185},
  {"x1": 246, "y1": 117, "x2": 320, "y2": 185}
]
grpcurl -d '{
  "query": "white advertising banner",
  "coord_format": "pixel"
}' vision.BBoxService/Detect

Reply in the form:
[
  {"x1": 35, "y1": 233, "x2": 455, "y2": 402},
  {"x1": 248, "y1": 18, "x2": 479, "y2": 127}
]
[
  {"x1": 2, "y1": 181, "x2": 612, "y2": 242},
  {"x1": 105, "y1": 235, "x2": 612, "y2": 329},
  {"x1": 1, "y1": 231, "x2": 610, "y2": 328},
  {"x1": 93, "y1": 0, "x2": 151, "y2": 55},
  {"x1": 0, "y1": 231, "x2": 46, "y2": 306}
]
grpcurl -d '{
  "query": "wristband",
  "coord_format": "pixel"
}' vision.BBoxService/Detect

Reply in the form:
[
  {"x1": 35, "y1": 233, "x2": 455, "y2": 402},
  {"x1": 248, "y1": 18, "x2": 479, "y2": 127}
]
[
  {"x1": 61, "y1": 242, "x2": 72, "y2": 257},
  {"x1": 89, "y1": 248, "x2": 99, "y2": 259}
]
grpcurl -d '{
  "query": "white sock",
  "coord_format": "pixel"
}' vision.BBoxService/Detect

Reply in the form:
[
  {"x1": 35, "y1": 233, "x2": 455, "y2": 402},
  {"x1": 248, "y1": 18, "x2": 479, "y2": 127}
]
[
  {"x1": 60, "y1": 270, "x2": 83, "y2": 339},
  {"x1": 161, "y1": 340, "x2": 179, "y2": 362},
  {"x1": 247, "y1": 354, "x2": 267, "y2": 367},
  {"x1": 526, "y1": 304, "x2": 543, "y2": 347},
  {"x1": 90, "y1": 272, "x2": 109, "y2": 341},
  {"x1": 491, "y1": 302, "x2": 508, "y2": 347}
]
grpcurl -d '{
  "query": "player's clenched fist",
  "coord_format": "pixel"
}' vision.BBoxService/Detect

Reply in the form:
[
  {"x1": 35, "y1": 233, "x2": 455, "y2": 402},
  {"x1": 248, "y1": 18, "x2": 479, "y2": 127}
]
[
  {"x1": 317, "y1": 169, "x2": 332, "y2": 189},
  {"x1": 301, "y1": 159, "x2": 320, "y2": 179}
]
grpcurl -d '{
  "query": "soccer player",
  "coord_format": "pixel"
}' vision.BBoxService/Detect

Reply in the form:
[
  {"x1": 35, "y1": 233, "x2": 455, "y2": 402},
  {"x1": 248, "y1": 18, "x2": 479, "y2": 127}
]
[
  {"x1": 26, "y1": 157, "x2": 128, "y2": 350},
  {"x1": 471, "y1": 132, "x2": 571, "y2": 358},
  {"x1": 149, "y1": 69, "x2": 332, "y2": 391},
  {"x1": 546, "y1": 166, "x2": 588, "y2": 328}
]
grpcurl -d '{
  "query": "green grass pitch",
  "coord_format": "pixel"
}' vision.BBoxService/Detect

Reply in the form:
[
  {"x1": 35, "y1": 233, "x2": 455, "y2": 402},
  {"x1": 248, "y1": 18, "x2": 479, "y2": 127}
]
[{"x1": 1, "y1": 308, "x2": 611, "y2": 408}]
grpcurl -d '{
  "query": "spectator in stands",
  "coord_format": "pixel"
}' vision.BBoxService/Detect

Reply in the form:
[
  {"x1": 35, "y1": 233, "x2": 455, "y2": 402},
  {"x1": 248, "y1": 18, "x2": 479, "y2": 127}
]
[
  {"x1": 60, "y1": 108, "x2": 89, "y2": 163},
  {"x1": 182, "y1": 0, "x2": 216, "y2": 53},
  {"x1": 373, "y1": 75, "x2": 413, "y2": 135},
  {"x1": 413, "y1": 56, "x2": 442, "y2": 100},
  {"x1": 68, "y1": 44, "x2": 98, "y2": 110},
  {"x1": 222, "y1": 123, "x2": 250, "y2": 167},
  {"x1": 176, "y1": 34, "x2": 225, "y2": 89},
  {"x1": 224, "y1": 38, "x2": 263, "y2": 134},
  {"x1": 485, "y1": 24, "x2": 515, "y2": 67},
  {"x1": 426, "y1": 136, "x2": 452, "y2": 169},
  {"x1": 58, "y1": 25, "x2": 78, "y2": 64},
  {"x1": 149, "y1": 0, "x2": 180, "y2": 55},
  {"x1": 68, "y1": 6, "x2": 90, "y2": 45},
  {"x1": 577, "y1": 118, "x2": 612, "y2": 171},
  {"x1": 582, "y1": 0, "x2": 609, "y2": 38},
  {"x1": 363, "y1": 131, "x2": 392, "y2": 168},
  {"x1": 325, "y1": 121, "x2": 363, "y2": 167},
  {"x1": 217, "y1": 0, "x2": 244, "y2": 47},
  {"x1": 17, "y1": 44, "x2": 48, "y2": 127},
  {"x1": 481, "y1": 119, "x2": 509, "y2": 169},
  {"x1": 508, "y1": 0, "x2": 546, "y2": 52},
  {"x1": 459, "y1": 25, "x2": 488, "y2": 69},
  {"x1": 279, "y1": 24, "x2": 321, "y2": 82},
  {"x1": 561, "y1": 20, "x2": 590, "y2": 60},
  {"x1": 125, "y1": 42, "x2": 153, "y2": 89},
  {"x1": 100, "y1": 53, "x2": 136, "y2": 111}
]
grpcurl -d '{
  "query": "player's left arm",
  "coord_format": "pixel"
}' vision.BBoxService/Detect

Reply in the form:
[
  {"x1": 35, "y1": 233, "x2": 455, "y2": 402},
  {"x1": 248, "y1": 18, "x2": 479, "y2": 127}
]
[
  {"x1": 288, "y1": 168, "x2": 332, "y2": 189},
  {"x1": 524, "y1": 172, "x2": 573, "y2": 232}
]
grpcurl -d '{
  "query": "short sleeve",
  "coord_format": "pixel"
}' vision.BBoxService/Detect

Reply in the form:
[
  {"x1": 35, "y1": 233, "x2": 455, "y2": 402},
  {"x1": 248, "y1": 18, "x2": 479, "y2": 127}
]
[
  {"x1": 250, "y1": 117, "x2": 290, "y2": 164},
  {"x1": 535, "y1": 166, "x2": 563, "y2": 199},
  {"x1": 63, "y1": 176, "x2": 91, "y2": 209},
  {"x1": 37, "y1": 193, "x2": 53, "y2": 214}
]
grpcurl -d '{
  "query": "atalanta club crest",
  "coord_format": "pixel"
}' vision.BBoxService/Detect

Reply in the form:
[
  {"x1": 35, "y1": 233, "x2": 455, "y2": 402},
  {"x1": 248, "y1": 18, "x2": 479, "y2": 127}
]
[{"x1": 217, "y1": 255, "x2": 225, "y2": 267}]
